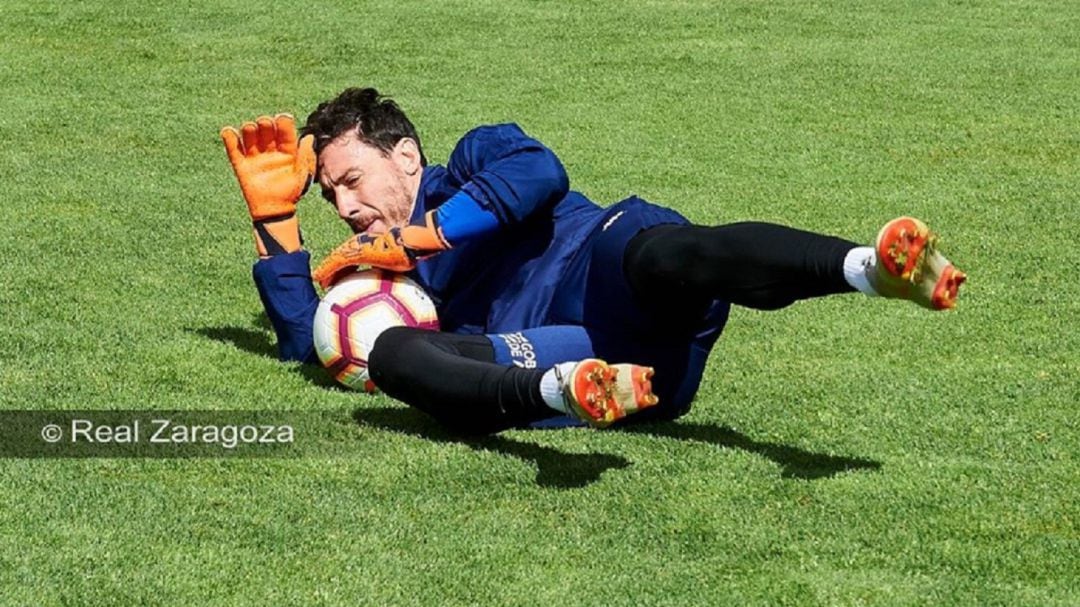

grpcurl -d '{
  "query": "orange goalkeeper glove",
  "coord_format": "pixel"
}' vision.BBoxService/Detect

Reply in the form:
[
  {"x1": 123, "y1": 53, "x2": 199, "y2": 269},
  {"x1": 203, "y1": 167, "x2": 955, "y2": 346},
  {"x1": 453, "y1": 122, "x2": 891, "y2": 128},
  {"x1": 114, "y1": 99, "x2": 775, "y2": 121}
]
[
  {"x1": 220, "y1": 114, "x2": 316, "y2": 257},
  {"x1": 312, "y1": 211, "x2": 450, "y2": 289}
]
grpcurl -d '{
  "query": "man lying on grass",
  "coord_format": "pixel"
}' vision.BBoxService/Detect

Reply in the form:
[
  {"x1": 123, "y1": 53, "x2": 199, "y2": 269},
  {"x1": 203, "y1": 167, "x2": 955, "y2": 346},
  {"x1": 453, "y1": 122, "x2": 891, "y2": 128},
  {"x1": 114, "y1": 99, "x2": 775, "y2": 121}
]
[{"x1": 220, "y1": 87, "x2": 966, "y2": 433}]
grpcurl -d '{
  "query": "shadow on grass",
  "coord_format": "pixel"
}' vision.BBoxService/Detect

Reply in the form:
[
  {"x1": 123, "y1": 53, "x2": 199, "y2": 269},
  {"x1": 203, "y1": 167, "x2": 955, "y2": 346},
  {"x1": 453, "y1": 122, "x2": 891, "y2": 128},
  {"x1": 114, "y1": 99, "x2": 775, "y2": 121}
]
[
  {"x1": 352, "y1": 407, "x2": 630, "y2": 489},
  {"x1": 622, "y1": 421, "x2": 882, "y2": 480},
  {"x1": 190, "y1": 315, "x2": 878, "y2": 481},
  {"x1": 192, "y1": 326, "x2": 277, "y2": 360},
  {"x1": 189, "y1": 314, "x2": 345, "y2": 391}
]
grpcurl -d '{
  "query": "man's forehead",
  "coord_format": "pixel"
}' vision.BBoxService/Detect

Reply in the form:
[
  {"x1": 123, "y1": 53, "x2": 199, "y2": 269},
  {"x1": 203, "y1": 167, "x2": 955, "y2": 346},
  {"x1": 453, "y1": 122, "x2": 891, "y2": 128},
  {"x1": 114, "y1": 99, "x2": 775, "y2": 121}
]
[{"x1": 318, "y1": 134, "x2": 382, "y2": 180}]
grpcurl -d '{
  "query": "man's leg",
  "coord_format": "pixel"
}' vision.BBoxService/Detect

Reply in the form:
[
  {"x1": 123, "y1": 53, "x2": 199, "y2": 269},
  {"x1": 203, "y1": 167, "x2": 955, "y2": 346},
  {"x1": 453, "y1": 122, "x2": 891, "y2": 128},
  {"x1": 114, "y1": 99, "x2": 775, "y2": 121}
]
[
  {"x1": 623, "y1": 221, "x2": 858, "y2": 312},
  {"x1": 624, "y1": 218, "x2": 965, "y2": 313},
  {"x1": 368, "y1": 328, "x2": 545, "y2": 434},
  {"x1": 368, "y1": 326, "x2": 657, "y2": 434}
]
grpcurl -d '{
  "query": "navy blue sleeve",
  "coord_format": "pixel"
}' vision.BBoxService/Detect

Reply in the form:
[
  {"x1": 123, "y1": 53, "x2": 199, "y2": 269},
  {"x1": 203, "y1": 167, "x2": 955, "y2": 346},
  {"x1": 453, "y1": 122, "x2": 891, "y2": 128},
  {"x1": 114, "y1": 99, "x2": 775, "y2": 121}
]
[
  {"x1": 445, "y1": 123, "x2": 570, "y2": 225},
  {"x1": 252, "y1": 251, "x2": 320, "y2": 364}
]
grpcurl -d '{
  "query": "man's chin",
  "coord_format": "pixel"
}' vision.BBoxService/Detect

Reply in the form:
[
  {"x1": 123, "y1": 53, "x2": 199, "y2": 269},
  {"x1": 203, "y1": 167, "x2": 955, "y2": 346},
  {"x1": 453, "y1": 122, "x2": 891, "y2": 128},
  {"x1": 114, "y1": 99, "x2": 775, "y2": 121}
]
[{"x1": 347, "y1": 220, "x2": 394, "y2": 235}]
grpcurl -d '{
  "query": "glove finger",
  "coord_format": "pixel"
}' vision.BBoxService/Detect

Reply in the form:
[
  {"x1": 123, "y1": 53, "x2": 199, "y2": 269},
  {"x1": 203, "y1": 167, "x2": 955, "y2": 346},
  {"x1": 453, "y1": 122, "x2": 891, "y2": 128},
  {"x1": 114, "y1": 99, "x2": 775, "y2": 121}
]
[
  {"x1": 240, "y1": 121, "x2": 259, "y2": 156},
  {"x1": 313, "y1": 260, "x2": 347, "y2": 290},
  {"x1": 312, "y1": 264, "x2": 334, "y2": 290},
  {"x1": 296, "y1": 134, "x2": 317, "y2": 177},
  {"x1": 220, "y1": 126, "x2": 245, "y2": 165},
  {"x1": 313, "y1": 236, "x2": 362, "y2": 288},
  {"x1": 274, "y1": 113, "x2": 298, "y2": 154},
  {"x1": 320, "y1": 264, "x2": 370, "y2": 290},
  {"x1": 256, "y1": 115, "x2": 276, "y2": 152},
  {"x1": 311, "y1": 262, "x2": 329, "y2": 289}
]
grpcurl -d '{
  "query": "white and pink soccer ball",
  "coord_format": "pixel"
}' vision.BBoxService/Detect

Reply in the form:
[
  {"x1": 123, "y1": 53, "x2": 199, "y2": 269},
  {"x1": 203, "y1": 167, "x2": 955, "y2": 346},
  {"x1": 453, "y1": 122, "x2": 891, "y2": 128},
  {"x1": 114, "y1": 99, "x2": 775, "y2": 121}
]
[{"x1": 313, "y1": 270, "x2": 439, "y2": 392}]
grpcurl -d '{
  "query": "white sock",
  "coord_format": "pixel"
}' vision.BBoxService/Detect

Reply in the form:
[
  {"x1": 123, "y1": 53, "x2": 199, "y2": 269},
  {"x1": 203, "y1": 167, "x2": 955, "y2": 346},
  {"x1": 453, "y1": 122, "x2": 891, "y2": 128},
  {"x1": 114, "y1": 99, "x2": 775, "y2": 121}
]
[
  {"x1": 843, "y1": 246, "x2": 879, "y2": 296},
  {"x1": 539, "y1": 362, "x2": 578, "y2": 414}
]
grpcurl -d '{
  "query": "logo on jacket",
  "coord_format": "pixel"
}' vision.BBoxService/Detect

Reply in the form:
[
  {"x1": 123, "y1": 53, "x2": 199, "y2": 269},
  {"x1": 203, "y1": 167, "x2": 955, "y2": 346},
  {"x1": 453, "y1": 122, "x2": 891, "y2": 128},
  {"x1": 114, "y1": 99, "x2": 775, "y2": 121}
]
[
  {"x1": 498, "y1": 332, "x2": 537, "y2": 368},
  {"x1": 602, "y1": 211, "x2": 626, "y2": 232}
]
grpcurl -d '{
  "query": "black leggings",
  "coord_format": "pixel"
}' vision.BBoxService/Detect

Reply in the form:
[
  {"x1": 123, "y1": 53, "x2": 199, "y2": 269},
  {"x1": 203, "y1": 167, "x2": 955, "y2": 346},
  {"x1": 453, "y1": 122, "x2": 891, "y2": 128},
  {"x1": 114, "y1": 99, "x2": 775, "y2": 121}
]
[
  {"x1": 369, "y1": 222, "x2": 858, "y2": 433},
  {"x1": 624, "y1": 221, "x2": 855, "y2": 313},
  {"x1": 369, "y1": 328, "x2": 546, "y2": 434}
]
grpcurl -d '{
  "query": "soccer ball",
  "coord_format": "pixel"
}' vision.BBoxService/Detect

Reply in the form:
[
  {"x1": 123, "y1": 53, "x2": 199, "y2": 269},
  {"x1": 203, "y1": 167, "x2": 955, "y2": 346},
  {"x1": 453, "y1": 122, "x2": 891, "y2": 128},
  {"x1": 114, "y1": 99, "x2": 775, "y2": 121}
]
[{"x1": 312, "y1": 269, "x2": 439, "y2": 392}]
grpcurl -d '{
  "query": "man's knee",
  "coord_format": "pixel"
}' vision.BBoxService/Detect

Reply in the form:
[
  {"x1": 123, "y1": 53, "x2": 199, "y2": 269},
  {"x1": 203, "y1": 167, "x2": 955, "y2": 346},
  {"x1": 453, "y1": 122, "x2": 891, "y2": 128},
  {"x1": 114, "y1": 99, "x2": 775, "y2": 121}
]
[
  {"x1": 368, "y1": 326, "x2": 428, "y2": 391},
  {"x1": 368, "y1": 327, "x2": 510, "y2": 436},
  {"x1": 623, "y1": 225, "x2": 718, "y2": 324},
  {"x1": 624, "y1": 224, "x2": 691, "y2": 283},
  {"x1": 625, "y1": 224, "x2": 731, "y2": 294}
]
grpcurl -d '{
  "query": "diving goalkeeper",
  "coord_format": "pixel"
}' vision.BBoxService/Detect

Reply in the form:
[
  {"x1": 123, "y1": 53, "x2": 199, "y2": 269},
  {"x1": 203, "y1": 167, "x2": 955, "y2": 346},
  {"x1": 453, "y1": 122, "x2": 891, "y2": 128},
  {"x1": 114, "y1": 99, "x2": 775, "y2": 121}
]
[{"x1": 220, "y1": 87, "x2": 966, "y2": 433}]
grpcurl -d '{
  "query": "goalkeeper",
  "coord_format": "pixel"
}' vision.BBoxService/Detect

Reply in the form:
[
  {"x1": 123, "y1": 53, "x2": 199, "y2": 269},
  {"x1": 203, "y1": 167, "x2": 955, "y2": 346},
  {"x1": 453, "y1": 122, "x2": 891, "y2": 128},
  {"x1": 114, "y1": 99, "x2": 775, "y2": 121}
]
[{"x1": 221, "y1": 87, "x2": 966, "y2": 434}]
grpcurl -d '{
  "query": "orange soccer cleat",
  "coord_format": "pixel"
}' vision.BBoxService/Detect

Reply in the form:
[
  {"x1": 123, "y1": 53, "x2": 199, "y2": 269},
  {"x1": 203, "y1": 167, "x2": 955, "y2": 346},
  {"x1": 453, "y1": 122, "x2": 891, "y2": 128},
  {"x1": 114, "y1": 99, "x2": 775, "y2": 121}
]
[
  {"x1": 556, "y1": 359, "x2": 659, "y2": 428},
  {"x1": 869, "y1": 216, "x2": 967, "y2": 310}
]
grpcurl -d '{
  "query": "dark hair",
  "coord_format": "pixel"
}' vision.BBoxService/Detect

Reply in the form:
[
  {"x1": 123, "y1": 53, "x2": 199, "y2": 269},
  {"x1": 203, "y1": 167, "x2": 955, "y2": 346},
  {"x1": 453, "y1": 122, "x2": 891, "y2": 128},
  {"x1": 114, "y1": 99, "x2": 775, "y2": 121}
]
[{"x1": 301, "y1": 87, "x2": 426, "y2": 165}]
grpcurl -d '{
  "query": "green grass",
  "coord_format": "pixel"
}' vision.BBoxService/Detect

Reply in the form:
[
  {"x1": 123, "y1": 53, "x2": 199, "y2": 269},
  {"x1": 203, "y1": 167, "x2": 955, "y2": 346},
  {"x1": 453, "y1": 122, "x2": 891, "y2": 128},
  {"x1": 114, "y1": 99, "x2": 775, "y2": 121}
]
[{"x1": 1, "y1": 0, "x2": 1077, "y2": 604}]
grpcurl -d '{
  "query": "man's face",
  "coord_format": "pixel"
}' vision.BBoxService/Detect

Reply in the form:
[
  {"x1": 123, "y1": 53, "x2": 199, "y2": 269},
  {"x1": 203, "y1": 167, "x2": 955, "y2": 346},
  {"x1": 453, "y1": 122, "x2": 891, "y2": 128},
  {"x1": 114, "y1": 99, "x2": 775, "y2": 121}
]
[{"x1": 317, "y1": 132, "x2": 423, "y2": 235}]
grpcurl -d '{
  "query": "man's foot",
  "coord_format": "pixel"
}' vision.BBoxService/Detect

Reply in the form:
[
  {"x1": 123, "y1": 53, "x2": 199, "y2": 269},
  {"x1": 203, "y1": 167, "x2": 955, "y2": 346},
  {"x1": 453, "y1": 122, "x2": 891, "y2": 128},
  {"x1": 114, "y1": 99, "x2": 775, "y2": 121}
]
[
  {"x1": 869, "y1": 216, "x2": 967, "y2": 310},
  {"x1": 556, "y1": 359, "x2": 659, "y2": 428}
]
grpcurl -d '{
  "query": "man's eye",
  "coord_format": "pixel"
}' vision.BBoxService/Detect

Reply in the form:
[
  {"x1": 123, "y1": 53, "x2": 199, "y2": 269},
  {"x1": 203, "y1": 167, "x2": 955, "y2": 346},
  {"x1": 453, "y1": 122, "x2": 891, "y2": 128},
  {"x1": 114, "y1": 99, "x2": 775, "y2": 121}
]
[{"x1": 321, "y1": 189, "x2": 335, "y2": 203}]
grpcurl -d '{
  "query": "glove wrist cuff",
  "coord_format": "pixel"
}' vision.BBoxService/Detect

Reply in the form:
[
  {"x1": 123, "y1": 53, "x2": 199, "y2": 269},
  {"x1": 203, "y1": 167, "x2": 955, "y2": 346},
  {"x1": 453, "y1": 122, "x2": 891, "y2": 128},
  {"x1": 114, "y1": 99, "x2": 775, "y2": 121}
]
[
  {"x1": 402, "y1": 210, "x2": 451, "y2": 252},
  {"x1": 252, "y1": 213, "x2": 303, "y2": 257}
]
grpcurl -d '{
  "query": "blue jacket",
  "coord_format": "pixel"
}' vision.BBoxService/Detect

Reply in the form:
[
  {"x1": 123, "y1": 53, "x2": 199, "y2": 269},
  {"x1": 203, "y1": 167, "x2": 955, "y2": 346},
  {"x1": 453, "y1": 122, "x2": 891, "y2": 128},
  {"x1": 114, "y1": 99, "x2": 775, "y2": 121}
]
[{"x1": 253, "y1": 123, "x2": 608, "y2": 362}]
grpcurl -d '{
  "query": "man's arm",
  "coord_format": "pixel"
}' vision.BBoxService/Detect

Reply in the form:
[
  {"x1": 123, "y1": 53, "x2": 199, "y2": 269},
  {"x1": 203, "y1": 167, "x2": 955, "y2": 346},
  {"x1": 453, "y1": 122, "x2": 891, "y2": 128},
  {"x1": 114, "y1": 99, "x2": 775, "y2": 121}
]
[
  {"x1": 442, "y1": 123, "x2": 570, "y2": 231},
  {"x1": 252, "y1": 252, "x2": 320, "y2": 363},
  {"x1": 221, "y1": 114, "x2": 320, "y2": 363},
  {"x1": 313, "y1": 123, "x2": 570, "y2": 286}
]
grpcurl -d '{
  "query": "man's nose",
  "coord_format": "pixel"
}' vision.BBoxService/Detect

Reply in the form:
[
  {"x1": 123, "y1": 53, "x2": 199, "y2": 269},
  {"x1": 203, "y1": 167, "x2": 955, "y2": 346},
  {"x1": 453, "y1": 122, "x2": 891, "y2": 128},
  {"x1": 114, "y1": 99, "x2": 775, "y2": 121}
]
[{"x1": 335, "y1": 193, "x2": 362, "y2": 221}]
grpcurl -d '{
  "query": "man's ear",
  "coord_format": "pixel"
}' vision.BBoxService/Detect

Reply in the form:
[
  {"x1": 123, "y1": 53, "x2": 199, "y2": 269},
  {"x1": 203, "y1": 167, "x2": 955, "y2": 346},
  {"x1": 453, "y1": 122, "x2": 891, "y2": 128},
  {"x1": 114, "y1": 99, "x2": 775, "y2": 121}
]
[{"x1": 394, "y1": 138, "x2": 422, "y2": 176}]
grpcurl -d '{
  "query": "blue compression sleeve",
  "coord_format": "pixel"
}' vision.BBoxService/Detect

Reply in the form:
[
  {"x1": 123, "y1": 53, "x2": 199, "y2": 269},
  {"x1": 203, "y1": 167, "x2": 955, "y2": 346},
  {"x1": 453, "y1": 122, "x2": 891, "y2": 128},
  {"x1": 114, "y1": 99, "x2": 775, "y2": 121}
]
[
  {"x1": 434, "y1": 190, "x2": 500, "y2": 245},
  {"x1": 487, "y1": 325, "x2": 596, "y2": 370}
]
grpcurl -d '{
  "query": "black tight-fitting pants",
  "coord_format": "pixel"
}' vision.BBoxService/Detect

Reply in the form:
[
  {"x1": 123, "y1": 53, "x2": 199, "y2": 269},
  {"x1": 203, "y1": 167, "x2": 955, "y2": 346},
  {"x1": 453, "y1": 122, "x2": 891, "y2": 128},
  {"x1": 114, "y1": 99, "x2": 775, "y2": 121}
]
[{"x1": 369, "y1": 222, "x2": 858, "y2": 433}]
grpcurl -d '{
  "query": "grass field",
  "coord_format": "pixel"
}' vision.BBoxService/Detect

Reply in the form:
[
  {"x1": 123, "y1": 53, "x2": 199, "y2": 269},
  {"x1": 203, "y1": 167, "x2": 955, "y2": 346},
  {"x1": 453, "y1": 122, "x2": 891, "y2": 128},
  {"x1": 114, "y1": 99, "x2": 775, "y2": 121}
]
[{"x1": 1, "y1": 0, "x2": 1077, "y2": 604}]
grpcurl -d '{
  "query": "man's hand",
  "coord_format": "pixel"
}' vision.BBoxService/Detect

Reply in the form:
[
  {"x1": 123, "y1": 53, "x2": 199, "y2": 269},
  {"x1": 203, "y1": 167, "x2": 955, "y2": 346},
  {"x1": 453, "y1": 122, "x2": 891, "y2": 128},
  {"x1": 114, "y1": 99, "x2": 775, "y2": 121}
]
[
  {"x1": 220, "y1": 114, "x2": 316, "y2": 221},
  {"x1": 312, "y1": 211, "x2": 450, "y2": 289}
]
